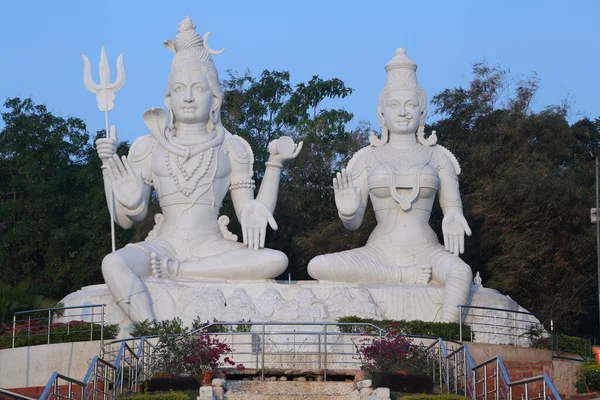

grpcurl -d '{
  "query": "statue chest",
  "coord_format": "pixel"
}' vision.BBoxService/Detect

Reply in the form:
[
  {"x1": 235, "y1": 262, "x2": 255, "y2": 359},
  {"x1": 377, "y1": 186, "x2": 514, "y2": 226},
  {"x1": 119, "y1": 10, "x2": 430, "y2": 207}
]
[
  {"x1": 367, "y1": 146, "x2": 438, "y2": 210},
  {"x1": 150, "y1": 145, "x2": 231, "y2": 199}
]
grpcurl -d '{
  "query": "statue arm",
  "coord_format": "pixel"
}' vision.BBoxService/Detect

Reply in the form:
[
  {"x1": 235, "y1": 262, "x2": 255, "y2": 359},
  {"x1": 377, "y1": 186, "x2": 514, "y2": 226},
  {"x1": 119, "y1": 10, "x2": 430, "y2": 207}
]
[
  {"x1": 335, "y1": 147, "x2": 370, "y2": 231},
  {"x1": 337, "y1": 168, "x2": 368, "y2": 231},
  {"x1": 436, "y1": 148, "x2": 472, "y2": 255},
  {"x1": 100, "y1": 135, "x2": 153, "y2": 229}
]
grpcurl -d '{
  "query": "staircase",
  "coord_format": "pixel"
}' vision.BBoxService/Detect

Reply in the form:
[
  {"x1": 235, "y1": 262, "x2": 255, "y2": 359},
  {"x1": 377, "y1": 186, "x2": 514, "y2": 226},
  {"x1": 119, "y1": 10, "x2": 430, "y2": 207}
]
[{"x1": 212, "y1": 380, "x2": 362, "y2": 400}]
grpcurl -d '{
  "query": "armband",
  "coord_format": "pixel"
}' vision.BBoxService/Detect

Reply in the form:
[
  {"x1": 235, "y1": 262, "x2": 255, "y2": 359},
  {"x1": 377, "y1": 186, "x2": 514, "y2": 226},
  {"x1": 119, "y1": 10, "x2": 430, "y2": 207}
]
[{"x1": 229, "y1": 179, "x2": 256, "y2": 191}]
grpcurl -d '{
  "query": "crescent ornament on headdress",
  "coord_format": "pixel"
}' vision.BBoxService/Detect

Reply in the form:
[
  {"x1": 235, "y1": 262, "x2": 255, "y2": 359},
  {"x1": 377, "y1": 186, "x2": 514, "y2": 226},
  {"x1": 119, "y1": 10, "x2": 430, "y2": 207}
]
[{"x1": 203, "y1": 32, "x2": 225, "y2": 55}]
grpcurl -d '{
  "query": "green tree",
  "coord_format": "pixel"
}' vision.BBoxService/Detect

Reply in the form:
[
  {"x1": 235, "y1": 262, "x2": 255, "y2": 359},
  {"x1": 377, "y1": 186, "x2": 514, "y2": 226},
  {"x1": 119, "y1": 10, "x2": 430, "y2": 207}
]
[
  {"x1": 431, "y1": 62, "x2": 599, "y2": 333},
  {"x1": 0, "y1": 98, "x2": 135, "y2": 300},
  {"x1": 221, "y1": 71, "x2": 369, "y2": 278}
]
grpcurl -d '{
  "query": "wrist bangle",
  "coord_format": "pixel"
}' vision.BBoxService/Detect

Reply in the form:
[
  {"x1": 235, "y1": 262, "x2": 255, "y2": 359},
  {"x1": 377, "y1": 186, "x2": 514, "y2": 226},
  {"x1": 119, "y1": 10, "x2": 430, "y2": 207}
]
[
  {"x1": 338, "y1": 212, "x2": 356, "y2": 222},
  {"x1": 265, "y1": 161, "x2": 283, "y2": 169}
]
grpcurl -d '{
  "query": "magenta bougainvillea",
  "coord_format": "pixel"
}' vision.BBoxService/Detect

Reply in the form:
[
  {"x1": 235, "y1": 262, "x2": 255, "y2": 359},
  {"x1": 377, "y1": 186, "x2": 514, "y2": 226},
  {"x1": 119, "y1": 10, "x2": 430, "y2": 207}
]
[{"x1": 357, "y1": 328, "x2": 425, "y2": 373}]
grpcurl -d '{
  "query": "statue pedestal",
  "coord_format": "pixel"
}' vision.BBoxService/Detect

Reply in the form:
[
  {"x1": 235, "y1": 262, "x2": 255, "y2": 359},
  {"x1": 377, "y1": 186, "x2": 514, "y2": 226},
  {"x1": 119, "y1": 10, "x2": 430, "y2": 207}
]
[{"x1": 59, "y1": 278, "x2": 541, "y2": 345}]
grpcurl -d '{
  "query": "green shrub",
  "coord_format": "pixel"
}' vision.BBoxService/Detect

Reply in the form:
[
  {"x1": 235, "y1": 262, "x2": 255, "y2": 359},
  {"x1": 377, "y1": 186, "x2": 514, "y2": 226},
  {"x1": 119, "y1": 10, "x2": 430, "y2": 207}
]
[
  {"x1": 121, "y1": 392, "x2": 190, "y2": 400},
  {"x1": 0, "y1": 321, "x2": 119, "y2": 349},
  {"x1": 553, "y1": 333, "x2": 590, "y2": 358},
  {"x1": 131, "y1": 317, "x2": 253, "y2": 337},
  {"x1": 398, "y1": 395, "x2": 468, "y2": 400},
  {"x1": 336, "y1": 316, "x2": 470, "y2": 341},
  {"x1": 576, "y1": 361, "x2": 600, "y2": 393}
]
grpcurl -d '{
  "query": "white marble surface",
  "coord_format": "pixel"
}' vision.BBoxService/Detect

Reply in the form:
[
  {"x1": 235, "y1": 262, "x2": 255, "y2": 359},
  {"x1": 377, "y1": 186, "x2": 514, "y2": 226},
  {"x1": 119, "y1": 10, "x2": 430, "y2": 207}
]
[
  {"x1": 58, "y1": 278, "x2": 541, "y2": 346},
  {"x1": 307, "y1": 48, "x2": 472, "y2": 323},
  {"x1": 92, "y1": 16, "x2": 301, "y2": 323}
]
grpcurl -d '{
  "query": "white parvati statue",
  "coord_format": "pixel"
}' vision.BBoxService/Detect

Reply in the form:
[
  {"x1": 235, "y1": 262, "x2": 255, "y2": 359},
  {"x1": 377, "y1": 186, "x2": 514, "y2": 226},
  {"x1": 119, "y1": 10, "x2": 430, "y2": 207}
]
[
  {"x1": 95, "y1": 17, "x2": 302, "y2": 323},
  {"x1": 308, "y1": 48, "x2": 472, "y2": 322}
]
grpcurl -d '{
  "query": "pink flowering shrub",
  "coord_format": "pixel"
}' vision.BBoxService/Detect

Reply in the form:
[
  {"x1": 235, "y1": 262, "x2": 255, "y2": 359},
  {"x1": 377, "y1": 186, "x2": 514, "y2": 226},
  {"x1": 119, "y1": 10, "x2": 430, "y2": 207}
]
[
  {"x1": 357, "y1": 328, "x2": 426, "y2": 373},
  {"x1": 155, "y1": 333, "x2": 244, "y2": 377}
]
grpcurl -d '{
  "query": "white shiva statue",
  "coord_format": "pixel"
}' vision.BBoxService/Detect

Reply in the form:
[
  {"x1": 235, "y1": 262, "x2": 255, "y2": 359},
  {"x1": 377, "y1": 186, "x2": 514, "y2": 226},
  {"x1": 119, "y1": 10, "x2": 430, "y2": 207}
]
[
  {"x1": 95, "y1": 17, "x2": 302, "y2": 323},
  {"x1": 308, "y1": 48, "x2": 472, "y2": 322}
]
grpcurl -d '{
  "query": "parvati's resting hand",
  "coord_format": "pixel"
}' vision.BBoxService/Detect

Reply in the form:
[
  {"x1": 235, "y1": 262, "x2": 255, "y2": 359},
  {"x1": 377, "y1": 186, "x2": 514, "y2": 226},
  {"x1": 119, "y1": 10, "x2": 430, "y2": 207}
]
[
  {"x1": 334, "y1": 168, "x2": 362, "y2": 219},
  {"x1": 442, "y1": 212, "x2": 472, "y2": 256},
  {"x1": 241, "y1": 200, "x2": 278, "y2": 250},
  {"x1": 106, "y1": 154, "x2": 145, "y2": 210}
]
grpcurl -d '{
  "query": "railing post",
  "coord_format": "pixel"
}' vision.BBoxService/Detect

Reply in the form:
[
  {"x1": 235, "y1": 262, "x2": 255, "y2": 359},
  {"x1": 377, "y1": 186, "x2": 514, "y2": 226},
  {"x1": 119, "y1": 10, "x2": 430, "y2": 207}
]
[
  {"x1": 512, "y1": 311, "x2": 517, "y2": 346},
  {"x1": 438, "y1": 341, "x2": 443, "y2": 391},
  {"x1": 261, "y1": 323, "x2": 265, "y2": 381},
  {"x1": 323, "y1": 324, "x2": 328, "y2": 381},
  {"x1": 48, "y1": 310, "x2": 52, "y2": 345},
  {"x1": 53, "y1": 379, "x2": 59, "y2": 400},
  {"x1": 68, "y1": 381, "x2": 73, "y2": 400},
  {"x1": 495, "y1": 359, "x2": 499, "y2": 400},
  {"x1": 459, "y1": 306, "x2": 463, "y2": 342},
  {"x1": 101, "y1": 305, "x2": 105, "y2": 355},
  {"x1": 463, "y1": 348, "x2": 468, "y2": 396},
  {"x1": 483, "y1": 363, "x2": 488, "y2": 400},
  {"x1": 12, "y1": 314, "x2": 16, "y2": 348},
  {"x1": 317, "y1": 332, "x2": 322, "y2": 369},
  {"x1": 90, "y1": 306, "x2": 94, "y2": 342}
]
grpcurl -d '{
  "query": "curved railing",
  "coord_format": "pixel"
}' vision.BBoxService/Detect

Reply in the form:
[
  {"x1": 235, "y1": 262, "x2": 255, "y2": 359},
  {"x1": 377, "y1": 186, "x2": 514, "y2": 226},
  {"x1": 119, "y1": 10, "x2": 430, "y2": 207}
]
[{"x1": 7, "y1": 319, "x2": 563, "y2": 400}]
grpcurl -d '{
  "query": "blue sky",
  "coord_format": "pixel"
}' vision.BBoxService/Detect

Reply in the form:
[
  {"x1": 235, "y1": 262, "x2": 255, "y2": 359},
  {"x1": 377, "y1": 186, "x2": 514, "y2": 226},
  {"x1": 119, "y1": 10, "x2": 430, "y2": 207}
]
[{"x1": 1, "y1": 0, "x2": 598, "y2": 145}]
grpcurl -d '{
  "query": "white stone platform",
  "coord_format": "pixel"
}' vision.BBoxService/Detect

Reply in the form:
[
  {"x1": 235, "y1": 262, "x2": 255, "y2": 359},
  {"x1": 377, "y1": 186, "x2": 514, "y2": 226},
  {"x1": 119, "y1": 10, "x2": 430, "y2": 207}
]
[{"x1": 58, "y1": 278, "x2": 543, "y2": 345}]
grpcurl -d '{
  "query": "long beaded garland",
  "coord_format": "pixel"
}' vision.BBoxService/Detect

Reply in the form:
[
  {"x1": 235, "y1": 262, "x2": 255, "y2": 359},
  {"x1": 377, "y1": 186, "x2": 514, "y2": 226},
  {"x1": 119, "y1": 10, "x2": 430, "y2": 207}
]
[{"x1": 165, "y1": 147, "x2": 215, "y2": 197}]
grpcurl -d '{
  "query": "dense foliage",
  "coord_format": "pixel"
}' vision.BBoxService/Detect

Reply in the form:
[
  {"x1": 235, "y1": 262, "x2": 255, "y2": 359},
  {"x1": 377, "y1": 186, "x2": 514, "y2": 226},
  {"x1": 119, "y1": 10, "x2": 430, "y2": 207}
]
[
  {"x1": 429, "y1": 62, "x2": 599, "y2": 333},
  {"x1": 153, "y1": 333, "x2": 244, "y2": 376},
  {"x1": 576, "y1": 361, "x2": 600, "y2": 393},
  {"x1": 356, "y1": 330, "x2": 427, "y2": 374},
  {"x1": 131, "y1": 317, "x2": 251, "y2": 337},
  {"x1": 121, "y1": 392, "x2": 191, "y2": 400},
  {"x1": 0, "y1": 320, "x2": 119, "y2": 349},
  {"x1": 1, "y1": 60, "x2": 599, "y2": 336},
  {"x1": 336, "y1": 316, "x2": 470, "y2": 341}
]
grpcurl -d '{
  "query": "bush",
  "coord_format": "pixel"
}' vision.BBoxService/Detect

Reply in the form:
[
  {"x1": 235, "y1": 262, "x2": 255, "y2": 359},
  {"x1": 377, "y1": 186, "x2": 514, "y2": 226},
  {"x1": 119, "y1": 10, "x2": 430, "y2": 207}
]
[
  {"x1": 357, "y1": 330, "x2": 427, "y2": 374},
  {"x1": 120, "y1": 391, "x2": 191, "y2": 400},
  {"x1": 0, "y1": 320, "x2": 119, "y2": 349},
  {"x1": 398, "y1": 395, "x2": 468, "y2": 400},
  {"x1": 576, "y1": 361, "x2": 600, "y2": 393},
  {"x1": 336, "y1": 316, "x2": 470, "y2": 341},
  {"x1": 153, "y1": 334, "x2": 245, "y2": 376},
  {"x1": 553, "y1": 333, "x2": 590, "y2": 358},
  {"x1": 370, "y1": 372, "x2": 433, "y2": 393},
  {"x1": 131, "y1": 317, "x2": 252, "y2": 337},
  {"x1": 140, "y1": 376, "x2": 200, "y2": 392}
]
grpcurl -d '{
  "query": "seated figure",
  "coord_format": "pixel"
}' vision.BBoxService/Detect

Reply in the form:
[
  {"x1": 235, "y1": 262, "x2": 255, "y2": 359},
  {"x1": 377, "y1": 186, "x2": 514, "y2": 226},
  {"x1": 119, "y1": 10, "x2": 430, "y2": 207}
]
[
  {"x1": 308, "y1": 48, "x2": 472, "y2": 322},
  {"x1": 95, "y1": 17, "x2": 301, "y2": 323}
]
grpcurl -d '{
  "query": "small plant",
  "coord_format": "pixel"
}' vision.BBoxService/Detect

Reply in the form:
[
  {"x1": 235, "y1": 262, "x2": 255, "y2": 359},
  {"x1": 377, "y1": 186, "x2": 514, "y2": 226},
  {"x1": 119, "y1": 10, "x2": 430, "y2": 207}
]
[
  {"x1": 154, "y1": 333, "x2": 245, "y2": 377},
  {"x1": 356, "y1": 326, "x2": 427, "y2": 374},
  {"x1": 336, "y1": 316, "x2": 471, "y2": 341},
  {"x1": 576, "y1": 360, "x2": 600, "y2": 393}
]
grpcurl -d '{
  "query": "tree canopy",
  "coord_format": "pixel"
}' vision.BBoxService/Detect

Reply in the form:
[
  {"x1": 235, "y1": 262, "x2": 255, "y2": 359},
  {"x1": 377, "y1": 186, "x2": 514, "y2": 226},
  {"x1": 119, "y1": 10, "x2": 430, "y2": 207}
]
[{"x1": 1, "y1": 63, "x2": 598, "y2": 335}]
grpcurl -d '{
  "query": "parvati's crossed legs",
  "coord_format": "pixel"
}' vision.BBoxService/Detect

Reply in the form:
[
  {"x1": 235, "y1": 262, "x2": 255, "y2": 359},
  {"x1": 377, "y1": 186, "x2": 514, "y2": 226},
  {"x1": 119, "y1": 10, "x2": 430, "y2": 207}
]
[
  {"x1": 307, "y1": 245, "x2": 431, "y2": 284},
  {"x1": 426, "y1": 246, "x2": 473, "y2": 322}
]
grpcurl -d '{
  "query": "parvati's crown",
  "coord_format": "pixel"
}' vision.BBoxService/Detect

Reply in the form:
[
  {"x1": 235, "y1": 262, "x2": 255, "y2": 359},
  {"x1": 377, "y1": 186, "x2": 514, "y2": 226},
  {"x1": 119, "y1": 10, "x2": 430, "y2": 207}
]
[{"x1": 384, "y1": 48, "x2": 418, "y2": 90}]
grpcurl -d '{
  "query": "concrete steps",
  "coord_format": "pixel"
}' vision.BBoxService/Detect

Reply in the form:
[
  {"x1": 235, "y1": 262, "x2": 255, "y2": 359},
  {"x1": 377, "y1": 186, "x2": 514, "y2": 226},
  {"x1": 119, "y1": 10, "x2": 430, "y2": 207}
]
[{"x1": 220, "y1": 380, "x2": 363, "y2": 400}]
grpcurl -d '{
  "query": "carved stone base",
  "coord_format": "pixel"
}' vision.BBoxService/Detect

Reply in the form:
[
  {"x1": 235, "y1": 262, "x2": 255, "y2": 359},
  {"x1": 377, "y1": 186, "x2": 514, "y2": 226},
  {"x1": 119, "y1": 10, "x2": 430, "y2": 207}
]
[{"x1": 58, "y1": 278, "x2": 541, "y2": 345}]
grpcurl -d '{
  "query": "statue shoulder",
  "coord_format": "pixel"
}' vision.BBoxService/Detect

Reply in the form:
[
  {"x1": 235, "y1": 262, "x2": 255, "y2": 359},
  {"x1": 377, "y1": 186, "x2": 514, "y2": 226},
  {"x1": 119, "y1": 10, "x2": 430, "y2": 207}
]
[
  {"x1": 128, "y1": 134, "x2": 156, "y2": 163},
  {"x1": 224, "y1": 132, "x2": 254, "y2": 163},
  {"x1": 224, "y1": 131, "x2": 254, "y2": 176},
  {"x1": 432, "y1": 144, "x2": 461, "y2": 176},
  {"x1": 347, "y1": 146, "x2": 373, "y2": 178}
]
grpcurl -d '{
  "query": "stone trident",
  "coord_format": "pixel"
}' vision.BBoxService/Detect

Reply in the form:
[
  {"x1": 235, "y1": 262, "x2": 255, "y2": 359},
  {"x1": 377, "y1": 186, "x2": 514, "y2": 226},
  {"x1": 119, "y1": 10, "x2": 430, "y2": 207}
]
[{"x1": 82, "y1": 47, "x2": 126, "y2": 252}]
